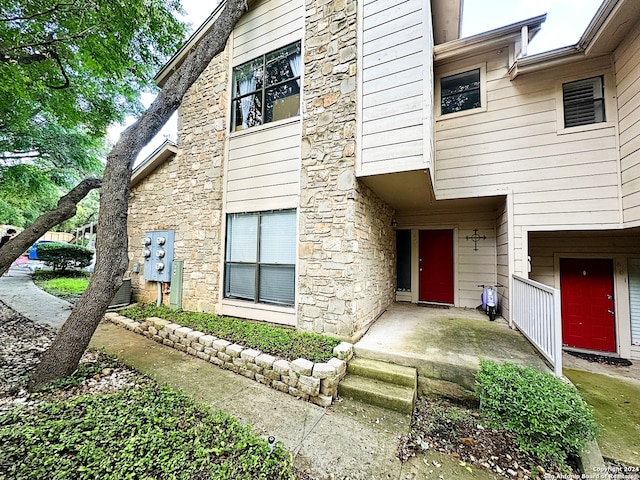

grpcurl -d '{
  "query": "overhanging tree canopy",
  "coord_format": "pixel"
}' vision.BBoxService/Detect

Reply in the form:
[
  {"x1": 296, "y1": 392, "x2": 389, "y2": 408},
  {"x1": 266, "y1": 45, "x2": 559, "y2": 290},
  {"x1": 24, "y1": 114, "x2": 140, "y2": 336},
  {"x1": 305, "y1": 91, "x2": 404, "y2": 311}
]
[
  {"x1": 0, "y1": 0, "x2": 188, "y2": 226},
  {"x1": 28, "y1": 0, "x2": 250, "y2": 390}
]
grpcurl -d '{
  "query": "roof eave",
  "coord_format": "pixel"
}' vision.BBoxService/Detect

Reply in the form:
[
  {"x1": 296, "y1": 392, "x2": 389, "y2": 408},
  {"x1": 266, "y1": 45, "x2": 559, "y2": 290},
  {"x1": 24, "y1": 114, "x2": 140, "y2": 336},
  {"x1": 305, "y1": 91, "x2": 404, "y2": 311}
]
[
  {"x1": 154, "y1": 1, "x2": 227, "y2": 88},
  {"x1": 434, "y1": 14, "x2": 546, "y2": 64},
  {"x1": 131, "y1": 140, "x2": 178, "y2": 188}
]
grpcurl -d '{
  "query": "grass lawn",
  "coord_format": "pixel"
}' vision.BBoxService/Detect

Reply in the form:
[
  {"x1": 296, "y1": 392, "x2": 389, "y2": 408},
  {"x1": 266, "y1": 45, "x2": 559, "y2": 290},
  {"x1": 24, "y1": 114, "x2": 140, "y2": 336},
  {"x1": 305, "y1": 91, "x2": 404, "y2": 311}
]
[
  {"x1": 32, "y1": 270, "x2": 89, "y2": 301},
  {"x1": 564, "y1": 368, "x2": 640, "y2": 467}
]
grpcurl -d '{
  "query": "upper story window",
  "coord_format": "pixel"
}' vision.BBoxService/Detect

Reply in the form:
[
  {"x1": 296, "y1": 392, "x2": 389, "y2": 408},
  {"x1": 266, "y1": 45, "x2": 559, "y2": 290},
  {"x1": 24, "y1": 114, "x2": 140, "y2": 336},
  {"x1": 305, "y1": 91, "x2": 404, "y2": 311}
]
[
  {"x1": 562, "y1": 76, "x2": 605, "y2": 128},
  {"x1": 231, "y1": 41, "x2": 302, "y2": 132},
  {"x1": 440, "y1": 68, "x2": 481, "y2": 115}
]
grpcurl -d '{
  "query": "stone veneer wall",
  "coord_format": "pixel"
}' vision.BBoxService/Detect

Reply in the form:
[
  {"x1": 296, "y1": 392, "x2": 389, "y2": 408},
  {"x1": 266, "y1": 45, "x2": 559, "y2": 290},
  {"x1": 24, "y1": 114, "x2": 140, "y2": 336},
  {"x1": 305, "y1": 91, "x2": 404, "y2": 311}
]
[
  {"x1": 105, "y1": 312, "x2": 352, "y2": 407},
  {"x1": 298, "y1": 0, "x2": 396, "y2": 338},
  {"x1": 127, "y1": 44, "x2": 230, "y2": 313}
]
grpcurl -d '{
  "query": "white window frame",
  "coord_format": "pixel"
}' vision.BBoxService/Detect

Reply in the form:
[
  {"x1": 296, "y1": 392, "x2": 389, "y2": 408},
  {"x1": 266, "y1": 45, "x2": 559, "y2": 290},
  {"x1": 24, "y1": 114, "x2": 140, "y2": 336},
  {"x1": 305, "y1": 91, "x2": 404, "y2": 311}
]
[
  {"x1": 435, "y1": 63, "x2": 487, "y2": 120},
  {"x1": 224, "y1": 209, "x2": 296, "y2": 307},
  {"x1": 230, "y1": 41, "x2": 302, "y2": 133},
  {"x1": 556, "y1": 72, "x2": 616, "y2": 135}
]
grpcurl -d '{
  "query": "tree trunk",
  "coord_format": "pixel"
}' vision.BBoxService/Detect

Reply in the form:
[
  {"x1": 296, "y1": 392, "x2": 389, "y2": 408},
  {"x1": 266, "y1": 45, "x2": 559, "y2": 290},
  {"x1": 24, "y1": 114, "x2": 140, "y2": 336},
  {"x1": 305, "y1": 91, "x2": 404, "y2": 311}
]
[
  {"x1": 0, "y1": 178, "x2": 101, "y2": 276},
  {"x1": 28, "y1": 0, "x2": 249, "y2": 391}
]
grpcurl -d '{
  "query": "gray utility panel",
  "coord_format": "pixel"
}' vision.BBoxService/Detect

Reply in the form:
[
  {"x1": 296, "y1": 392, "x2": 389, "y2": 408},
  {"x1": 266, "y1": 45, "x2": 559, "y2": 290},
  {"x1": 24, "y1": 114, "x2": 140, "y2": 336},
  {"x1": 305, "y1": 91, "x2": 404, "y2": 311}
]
[{"x1": 142, "y1": 230, "x2": 174, "y2": 282}]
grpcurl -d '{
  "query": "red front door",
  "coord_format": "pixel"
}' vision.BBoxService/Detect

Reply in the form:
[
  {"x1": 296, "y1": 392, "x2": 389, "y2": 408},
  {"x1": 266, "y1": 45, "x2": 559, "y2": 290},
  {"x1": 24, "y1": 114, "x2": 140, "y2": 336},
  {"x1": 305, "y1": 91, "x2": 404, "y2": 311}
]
[
  {"x1": 560, "y1": 258, "x2": 616, "y2": 352},
  {"x1": 419, "y1": 230, "x2": 454, "y2": 304}
]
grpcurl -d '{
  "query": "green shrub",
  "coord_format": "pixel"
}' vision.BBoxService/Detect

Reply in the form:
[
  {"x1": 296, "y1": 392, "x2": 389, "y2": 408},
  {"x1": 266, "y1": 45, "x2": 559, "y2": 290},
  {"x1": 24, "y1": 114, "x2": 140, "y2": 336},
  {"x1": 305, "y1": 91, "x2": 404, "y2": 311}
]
[
  {"x1": 121, "y1": 304, "x2": 342, "y2": 363},
  {"x1": 0, "y1": 385, "x2": 293, "y2": 479},
  {"x1": 36, "y1": 242, "x2": 93, "y2": 272},
  {"x1": 474, "y1": 361, "x2": 598, "y2": 464}
]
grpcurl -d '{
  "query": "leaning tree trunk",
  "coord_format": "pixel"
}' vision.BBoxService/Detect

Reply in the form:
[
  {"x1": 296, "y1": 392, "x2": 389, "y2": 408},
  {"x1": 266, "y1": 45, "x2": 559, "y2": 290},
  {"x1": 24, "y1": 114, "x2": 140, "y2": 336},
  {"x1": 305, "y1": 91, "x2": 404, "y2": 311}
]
[
  {"x1": 28, "y1": 0, "x2": 250, "y2": 391},
  {"x1": 0, "y1": 178, "x2": 101, "y2": 276}
]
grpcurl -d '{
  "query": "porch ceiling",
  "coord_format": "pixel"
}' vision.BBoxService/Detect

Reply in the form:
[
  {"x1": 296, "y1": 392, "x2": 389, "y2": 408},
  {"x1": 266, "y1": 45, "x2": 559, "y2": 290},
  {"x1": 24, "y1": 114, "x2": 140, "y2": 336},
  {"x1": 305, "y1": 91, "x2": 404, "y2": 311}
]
[{"x1": 360, "y1": 170, "x2": 502, "y2": 213}]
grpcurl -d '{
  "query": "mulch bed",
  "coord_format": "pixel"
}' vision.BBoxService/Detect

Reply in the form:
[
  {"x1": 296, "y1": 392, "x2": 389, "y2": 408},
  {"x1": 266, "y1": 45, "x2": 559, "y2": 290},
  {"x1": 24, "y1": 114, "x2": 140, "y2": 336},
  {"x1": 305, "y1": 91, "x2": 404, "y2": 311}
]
[
  {"x1": 566, "y1": 350, "x2": 633, "y2": 367},
  {"x1": 397, "y1": 397, "x2": 578, "y2": 479}
]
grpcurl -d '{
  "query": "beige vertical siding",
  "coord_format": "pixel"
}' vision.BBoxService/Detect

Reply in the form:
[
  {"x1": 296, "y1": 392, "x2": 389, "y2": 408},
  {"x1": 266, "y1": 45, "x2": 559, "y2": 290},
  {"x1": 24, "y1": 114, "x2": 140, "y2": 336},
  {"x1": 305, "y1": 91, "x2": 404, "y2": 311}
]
[
  {"x1": 226, "y1": 123, "x2": 300, "y2": 212},
  {"x1": 359, "y1": 0, "x2": 432, "y2": 175},
  {"x1": 435, "y1": 54, "x2": 620, "y2": 232},
  {"x1": 615, "y1": 22, "x2": 640, "y2": 226},
  {"x1": 232, "y1": 0, "x2": 304, "y2": 65}
]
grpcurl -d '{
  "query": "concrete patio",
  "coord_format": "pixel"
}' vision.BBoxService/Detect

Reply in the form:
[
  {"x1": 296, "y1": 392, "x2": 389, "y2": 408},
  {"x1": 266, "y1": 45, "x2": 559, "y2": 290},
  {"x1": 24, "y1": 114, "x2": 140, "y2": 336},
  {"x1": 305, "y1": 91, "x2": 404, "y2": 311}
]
[{"x1": 354, "y1": 302, "x2": 550, "y2": 394}]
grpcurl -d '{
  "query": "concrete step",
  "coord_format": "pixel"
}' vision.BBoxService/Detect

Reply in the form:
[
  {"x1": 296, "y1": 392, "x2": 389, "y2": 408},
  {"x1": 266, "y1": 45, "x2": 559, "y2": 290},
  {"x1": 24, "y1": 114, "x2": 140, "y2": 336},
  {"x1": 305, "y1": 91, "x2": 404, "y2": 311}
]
[
  {"x1": 338, "y1": 374, "x2": 416, "y2": 414},
  {"x1": 347, "y1": 357, "x2": 417, "y2": 388},
  {"x1": 354, "y1": 344, "x2": 478, "y2": 391}
]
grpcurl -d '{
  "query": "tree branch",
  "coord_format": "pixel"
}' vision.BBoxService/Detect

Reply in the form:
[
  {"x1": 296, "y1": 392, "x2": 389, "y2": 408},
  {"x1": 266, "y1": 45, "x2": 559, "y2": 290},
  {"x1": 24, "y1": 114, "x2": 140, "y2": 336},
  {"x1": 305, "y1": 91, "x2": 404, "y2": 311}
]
[
  {"x1": 46, "y1": 49, "x2": 70, "y2": 89},
  {"x1": 1, "y1": 2, "x2": 79, "y2": 22},
  {"x1": 0, "y1": 177, "x2": 102, "y2": 276}
]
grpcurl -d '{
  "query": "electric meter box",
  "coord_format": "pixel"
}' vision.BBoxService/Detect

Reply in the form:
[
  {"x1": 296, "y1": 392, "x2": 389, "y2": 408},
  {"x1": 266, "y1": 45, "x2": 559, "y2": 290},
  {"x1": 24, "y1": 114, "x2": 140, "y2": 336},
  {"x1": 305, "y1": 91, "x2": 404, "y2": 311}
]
[{"x1": 142, "y1": 230, "x2": 174, "y2": 282}]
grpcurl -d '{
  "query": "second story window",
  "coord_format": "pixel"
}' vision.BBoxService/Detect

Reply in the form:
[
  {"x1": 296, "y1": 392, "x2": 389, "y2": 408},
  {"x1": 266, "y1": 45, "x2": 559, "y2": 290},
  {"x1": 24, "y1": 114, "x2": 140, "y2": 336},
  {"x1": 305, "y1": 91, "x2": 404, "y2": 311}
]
[
  {"x1": 440, "y1": 69, "x2": 481, "y2": 115},
  {"x1": 231, "y1": 41, "x2": 301, "y2": 132},
  {"x1": 562, "y1": 76, "x2": 605, "y2": 128}
]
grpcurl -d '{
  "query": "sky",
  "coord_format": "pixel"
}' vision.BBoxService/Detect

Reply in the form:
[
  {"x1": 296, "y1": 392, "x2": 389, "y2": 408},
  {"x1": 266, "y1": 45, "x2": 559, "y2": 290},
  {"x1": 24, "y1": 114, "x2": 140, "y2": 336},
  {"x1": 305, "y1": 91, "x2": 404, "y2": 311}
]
[{"x1": 121, "y1": 0, "x2": 605, "y2": 163}]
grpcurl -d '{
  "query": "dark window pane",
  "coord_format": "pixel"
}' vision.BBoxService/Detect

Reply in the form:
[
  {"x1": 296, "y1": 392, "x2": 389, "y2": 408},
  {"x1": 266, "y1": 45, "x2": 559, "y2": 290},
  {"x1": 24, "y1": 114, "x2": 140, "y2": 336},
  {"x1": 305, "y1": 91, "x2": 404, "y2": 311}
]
[
  {"x1": 266, "y1": 43, "x2": 301, "y2": 87},
  {"x1": 232, "y1": 94, "x2": 262, "y2": 131},
  {"x1": 440, "y1": 69, "x2": 481, "y2": 114},
  {"x1": 396, "y1": 230, "x2": 411, "y2": 292},
  {"x1": 441, "y1": 90, "x2": 481, "y2": 115}
]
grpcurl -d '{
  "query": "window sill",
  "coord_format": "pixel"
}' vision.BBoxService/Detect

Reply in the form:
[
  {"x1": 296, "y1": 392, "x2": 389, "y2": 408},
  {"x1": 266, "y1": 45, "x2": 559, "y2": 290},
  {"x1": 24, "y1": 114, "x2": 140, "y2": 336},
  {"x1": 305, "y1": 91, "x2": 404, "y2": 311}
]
[
  {"x1": 435, "y1": 105, "x2": 487, "y2": 121},
  {"x1": 557, "y1": 121, "x2": 615, "y2": 136},
  {"x1": 229, "y1": 116, "x2": 300, "y2": 138},
  {"x1": 221, "y1": 298, "x2": 296, "y2": 327}
]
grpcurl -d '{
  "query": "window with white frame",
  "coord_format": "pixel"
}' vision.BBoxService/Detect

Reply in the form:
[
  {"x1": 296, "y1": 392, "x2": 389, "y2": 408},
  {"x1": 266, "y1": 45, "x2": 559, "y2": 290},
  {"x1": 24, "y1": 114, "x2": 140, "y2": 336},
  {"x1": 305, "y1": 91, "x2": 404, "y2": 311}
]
[
  {"x1": 440, "y1": 68, "x2": 481, "y2": 115},
  {"x1": 224, "y1": 209, "x2": 296, "y2": 306},
  {"x1": 562, "y1": 76, "x2": 605, "y2": 128},
  {"x1": 231, "y1": 42, "x2": 302, "y2": 131}
]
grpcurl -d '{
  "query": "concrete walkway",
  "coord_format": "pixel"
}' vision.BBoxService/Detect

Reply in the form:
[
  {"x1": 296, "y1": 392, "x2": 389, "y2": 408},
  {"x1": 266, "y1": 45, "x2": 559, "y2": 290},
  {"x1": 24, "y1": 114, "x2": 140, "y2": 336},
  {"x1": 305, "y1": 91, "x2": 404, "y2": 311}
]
[
  {"x1": 0, "y1": 260, "x2": 72, "y2": 329},
  {"x1": 2, "y1": 266, "x2": 639, "y2": 476},
  {"x1": 0, "y1": 264, "x2": 449, "y2": 479}
]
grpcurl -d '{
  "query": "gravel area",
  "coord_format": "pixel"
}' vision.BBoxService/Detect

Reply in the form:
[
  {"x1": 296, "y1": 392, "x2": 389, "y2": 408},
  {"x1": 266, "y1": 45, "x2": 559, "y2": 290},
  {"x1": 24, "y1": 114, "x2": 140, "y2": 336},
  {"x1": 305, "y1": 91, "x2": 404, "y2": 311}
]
[
  {"x1": 0, "y1": 300, "x2": 55, "y2": 400},
  {"x1": 0, "y1": 300, "x2": 143, "y2": 413}
]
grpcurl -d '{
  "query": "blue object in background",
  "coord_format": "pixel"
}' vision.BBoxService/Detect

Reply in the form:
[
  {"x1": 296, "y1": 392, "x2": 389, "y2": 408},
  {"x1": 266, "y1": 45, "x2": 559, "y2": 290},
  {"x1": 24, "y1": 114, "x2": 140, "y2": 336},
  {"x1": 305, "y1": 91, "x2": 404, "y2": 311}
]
[{"x1": 28, "y1": 240, "x2": 55, "y2": 260}]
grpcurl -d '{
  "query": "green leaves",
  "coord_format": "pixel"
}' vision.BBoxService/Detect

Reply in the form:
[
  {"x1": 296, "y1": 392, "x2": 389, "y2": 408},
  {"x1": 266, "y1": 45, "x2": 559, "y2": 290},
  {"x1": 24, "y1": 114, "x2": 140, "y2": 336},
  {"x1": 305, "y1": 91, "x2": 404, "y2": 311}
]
[
  {"x1": 474, "y1": 361, "x2": 599, "y2": 465},
  {"x1": 1, "y1": 0, "x2": 188, "y2": 226},
  {"x1": 1, "y1": 0, "x2": 187, "y2": 133},
  {"x1": 122, "y1": 304, "x2": 343, "y2": 363},
  {"x1": 0, "y1": 384, "x2": 294, "y2": 479},
  {"x1": 36, "y1": 242, "x2": 93, "y2": 271}
]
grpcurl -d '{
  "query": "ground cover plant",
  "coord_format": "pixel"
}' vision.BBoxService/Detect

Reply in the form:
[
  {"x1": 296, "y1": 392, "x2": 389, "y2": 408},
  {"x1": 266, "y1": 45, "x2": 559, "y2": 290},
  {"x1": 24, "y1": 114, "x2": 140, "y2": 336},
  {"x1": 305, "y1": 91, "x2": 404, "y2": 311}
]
[
  {"x1": 0, "y1": 352, "x2": 294, "y2": 480},
  {"x1": 475, "y1": 361, "x2": 598, "y2": 465},
  {"x1": 121, "y1": 304, "x2": 341, "y2": 363}
]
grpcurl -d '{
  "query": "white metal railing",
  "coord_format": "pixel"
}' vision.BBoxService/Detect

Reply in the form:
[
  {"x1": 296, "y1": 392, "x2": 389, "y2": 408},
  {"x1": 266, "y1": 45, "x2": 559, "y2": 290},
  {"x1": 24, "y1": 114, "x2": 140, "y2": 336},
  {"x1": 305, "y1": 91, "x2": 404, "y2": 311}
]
[{"x1": 512, "y1": 275, "x2": 563, "y2": 376}]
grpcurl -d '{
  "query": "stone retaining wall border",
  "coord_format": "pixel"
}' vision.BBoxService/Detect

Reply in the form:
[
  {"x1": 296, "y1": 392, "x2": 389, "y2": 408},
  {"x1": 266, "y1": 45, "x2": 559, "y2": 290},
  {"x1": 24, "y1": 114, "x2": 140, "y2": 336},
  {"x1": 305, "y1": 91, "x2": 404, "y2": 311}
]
[{"x1": 104, "y1": 312, "x2": 353, "y2": 407}]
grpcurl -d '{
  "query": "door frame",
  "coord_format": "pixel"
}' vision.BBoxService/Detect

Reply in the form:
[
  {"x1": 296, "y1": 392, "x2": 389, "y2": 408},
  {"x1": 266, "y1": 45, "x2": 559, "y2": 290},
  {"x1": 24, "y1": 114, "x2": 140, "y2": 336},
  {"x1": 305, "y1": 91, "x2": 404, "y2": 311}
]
[{"x1": 554, "y1": 254, "x2": 621, "y2": 355}]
